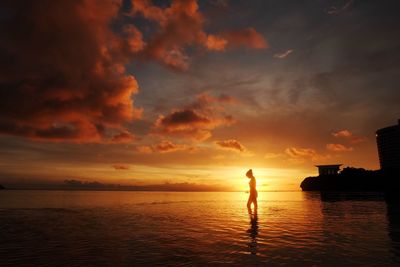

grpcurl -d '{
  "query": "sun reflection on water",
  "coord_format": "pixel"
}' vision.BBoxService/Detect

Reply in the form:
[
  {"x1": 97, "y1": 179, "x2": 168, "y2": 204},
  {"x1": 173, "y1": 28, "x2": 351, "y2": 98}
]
[{"x1": 0, "y1": 190, "x2": 397, "y2": 266}]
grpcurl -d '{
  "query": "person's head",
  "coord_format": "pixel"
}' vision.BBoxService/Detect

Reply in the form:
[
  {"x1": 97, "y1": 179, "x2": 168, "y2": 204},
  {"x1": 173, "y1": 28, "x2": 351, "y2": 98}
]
[{"x1": 246, "y1": 169, "x2": 254, "y2": 179}]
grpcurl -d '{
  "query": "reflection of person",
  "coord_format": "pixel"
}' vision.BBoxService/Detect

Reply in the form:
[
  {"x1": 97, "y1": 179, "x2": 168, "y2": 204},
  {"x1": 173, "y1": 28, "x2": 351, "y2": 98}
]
[
  {"x1": 247, "y1": 211, "x2": 258, "y2": 255},
  {"x1": 246, "y1": 169, "x2": 258, "y2": 212}
]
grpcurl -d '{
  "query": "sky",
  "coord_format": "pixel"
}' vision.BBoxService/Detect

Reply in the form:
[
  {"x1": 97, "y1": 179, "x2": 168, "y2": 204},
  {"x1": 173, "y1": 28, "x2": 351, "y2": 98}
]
[{"x1": 0, "y1": 0, "x2": 399, "y2": 191}]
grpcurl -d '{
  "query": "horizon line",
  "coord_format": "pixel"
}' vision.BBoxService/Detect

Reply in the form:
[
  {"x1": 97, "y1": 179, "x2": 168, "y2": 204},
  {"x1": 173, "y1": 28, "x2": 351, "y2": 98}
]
[{"x1": 0, "y1": 188, "x2": 302, "y2": 193}]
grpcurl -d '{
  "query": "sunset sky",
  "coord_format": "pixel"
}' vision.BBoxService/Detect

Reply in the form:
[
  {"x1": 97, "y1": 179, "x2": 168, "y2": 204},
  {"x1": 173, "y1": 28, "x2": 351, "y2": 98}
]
[{"x1": 0, "y1": 0, "x2": 399, "y2": 191}]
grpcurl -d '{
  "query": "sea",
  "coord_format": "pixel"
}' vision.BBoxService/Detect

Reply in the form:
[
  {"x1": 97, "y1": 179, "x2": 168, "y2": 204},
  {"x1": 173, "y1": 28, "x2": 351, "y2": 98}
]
[{"x1": 1, "y1": 190, "x2": 399, "y2": 266}]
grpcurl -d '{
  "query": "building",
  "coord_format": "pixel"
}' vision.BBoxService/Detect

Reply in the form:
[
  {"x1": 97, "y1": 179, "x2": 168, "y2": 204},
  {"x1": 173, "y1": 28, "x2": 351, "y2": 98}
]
[
  {"x1": 376, "y1": 119, "x2": 400, "y2": 170},
  {"x1": 315, "y1": 164, "x2": 342, "y2": 176}
]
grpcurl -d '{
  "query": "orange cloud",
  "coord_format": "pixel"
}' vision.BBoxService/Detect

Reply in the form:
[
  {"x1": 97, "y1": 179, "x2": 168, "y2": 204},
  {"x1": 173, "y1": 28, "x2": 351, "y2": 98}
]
[
  {"x1": 112, "y1": 164, "x2": 131, "y2": 170},
  {"x1": 326, "y1": 143, "x2": 354, "y2": 152},
  {"x1": 285, "y1": 147, "x2": 317, "y2": 158},
  {"x1": 123, "y1": 25, "x2": 146, "y2": 53},
  {"x1": 136, "y1": 140, "x2": 195, "y2": 153},
  {"x1": 332, "y1": 130, "x2": 353, "y2": 138},
  {"x1": 224, "y1": 28, "x2": 268, "y2": 49},
  {"x1": 130, "y1": 0, "x2": 267, "y2": 69},
  {"x1": 0, "y1": 0, "x2": 265, "y2": 143},
  {"x1": 285, "y1": 147, "x2": 328, "y2": 163},
  {"x1": 0, "y1": 0, "x2": 142, "y2": 143},
  {"x1": 215, "y1": 139, "x2": 246, "y2": 152},
  {"x1": 153, "y1": 92, "x2": 236, "y2": 141},
  {"x1": 332, "y1": 130, "x2": 367, "y2": 144},
  {"x1": 206, "y1": 35, "x2": 228, "y2": 51}
]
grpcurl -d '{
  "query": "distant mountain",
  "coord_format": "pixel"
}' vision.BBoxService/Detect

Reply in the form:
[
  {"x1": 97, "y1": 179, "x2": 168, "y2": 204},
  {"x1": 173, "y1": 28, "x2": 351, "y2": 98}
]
[{"x1": 300, "y1": 167, "x2": 400, "y2": 192}]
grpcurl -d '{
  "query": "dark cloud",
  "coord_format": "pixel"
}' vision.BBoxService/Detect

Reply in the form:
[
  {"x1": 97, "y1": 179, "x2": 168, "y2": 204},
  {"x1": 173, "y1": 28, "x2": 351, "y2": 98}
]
[
  {"x1": 158, "y1": 109, "x2": 210, "y2": 126},
  {"x1": 112, "y1": 164, "x2": 130, "y2": 170},
  {"x1": 64, "y1": 179, "x2": 109, "y2": 189},
  {"x1": 0, "y1": 0, "x2": 142, "y2": 143},
  {"x1": 209, "y1": 0, "x2": 229, "y2": 8},
  {"x1": 326, "y1": 0, "x2": 354, "y2": 15},
  {"x1": 153, "y1": 92, "x2": 236, "y2": 141}
]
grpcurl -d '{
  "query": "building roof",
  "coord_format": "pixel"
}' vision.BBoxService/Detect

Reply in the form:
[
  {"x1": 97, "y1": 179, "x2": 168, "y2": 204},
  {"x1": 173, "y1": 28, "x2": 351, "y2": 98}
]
[
  {"x1": 315, "y1": 164, "x2": 342, "y2": 168},
  {"x1": 376, "y1": 119, "x2": 400, "y2": 135}
]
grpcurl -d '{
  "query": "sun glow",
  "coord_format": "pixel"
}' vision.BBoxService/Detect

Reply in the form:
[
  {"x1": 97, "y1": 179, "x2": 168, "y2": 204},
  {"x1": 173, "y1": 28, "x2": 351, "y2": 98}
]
[{"x1": 218, "y1": 166, "x2": 309, "y2": 192}]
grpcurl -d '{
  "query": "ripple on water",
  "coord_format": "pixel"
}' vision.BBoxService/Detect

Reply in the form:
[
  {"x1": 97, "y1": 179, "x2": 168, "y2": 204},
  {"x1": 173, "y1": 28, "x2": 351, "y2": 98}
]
[{"x1": 0, "y1": 191, "x2": 399, "y2": 266}]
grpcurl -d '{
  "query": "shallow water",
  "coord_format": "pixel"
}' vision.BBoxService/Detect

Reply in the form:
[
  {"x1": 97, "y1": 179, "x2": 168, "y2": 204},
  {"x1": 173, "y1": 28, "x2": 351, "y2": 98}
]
[{"x1": 0, "y1": 190, "x2": 399, "y2": 266}]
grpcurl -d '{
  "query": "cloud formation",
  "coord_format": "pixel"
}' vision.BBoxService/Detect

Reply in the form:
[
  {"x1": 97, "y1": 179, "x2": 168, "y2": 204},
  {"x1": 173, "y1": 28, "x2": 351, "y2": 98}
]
[
  {"x1": 153, "y1": 92, "x2": 236, "y2": 141},
  {"x1": 112, "y1": 164, "x2": 131, "y2": 170},
  {"x1": 136, "y1": 140, "x2": 195, "y2": 153},
  {"x1": 326, "y1": 143, "x2": 354, "y2": 152},
  {"x1": 215, "y1": 139, "x2": 246, "y2": 152},
  {"x1": 223, "y1": 28, "x2": 268, "y2": 50},
  {"x1": 285, "y1": 147, "x2": 328, "y2": 163},
  {"x1": 285, "y1": 147, "x2": 317, "y2": 158},
  {"x1": 332, "y1": 130, "x2": 367, "y2": 144},
  {"x1": 326, "y1": 0, "x2": 354, "y2": 15},
  {"x1": 131, "y1": 0, "x2": 267, "y2": 69},
  {"x1": 332, "y1": 130, "x2": 352, "y2": 138},
  {"x1": 0, "y1": 0, "x2": 142, "y2": 143},
  {"x1": 0, "y1": 0, "x2": 266, "y2": 143},
  {"x1": 273, "y1": 49, "x2": 293, "y2": 59}
]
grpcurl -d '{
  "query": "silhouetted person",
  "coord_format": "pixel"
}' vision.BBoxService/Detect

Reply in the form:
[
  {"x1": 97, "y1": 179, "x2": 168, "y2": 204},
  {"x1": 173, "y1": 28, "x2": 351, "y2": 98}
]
[{"x1": 246, "y1": 169, "x2": 258, "y2": 213}]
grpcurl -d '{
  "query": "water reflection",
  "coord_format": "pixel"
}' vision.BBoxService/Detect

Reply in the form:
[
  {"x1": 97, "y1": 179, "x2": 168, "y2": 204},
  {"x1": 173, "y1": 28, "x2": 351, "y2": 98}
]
[
  {"x1": 247, "y1": 208, "x2": 258, "y2": 255},
  {"x1": 320, "y1": 191, "x2": 384, "y2": 202},
  {"x1": 2, "y1": 191, "x2": 400, "y2": 265},
  {"x1": 319, "y1": 191, "x2": 400, "y2": 264},
  {"x1": 385, "y1": 194, "x2": 400, "y2": 263}
]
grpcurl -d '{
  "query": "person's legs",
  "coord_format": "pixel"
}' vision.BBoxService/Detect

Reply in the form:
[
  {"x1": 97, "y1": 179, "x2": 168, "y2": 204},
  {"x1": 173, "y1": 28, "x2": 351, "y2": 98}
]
[
  {"x1": 247, "y1": 196, "x2": 252, "y2": 210},
  {"x1": 248, "y1": 195, "x2": 257, "y2": 211}
]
